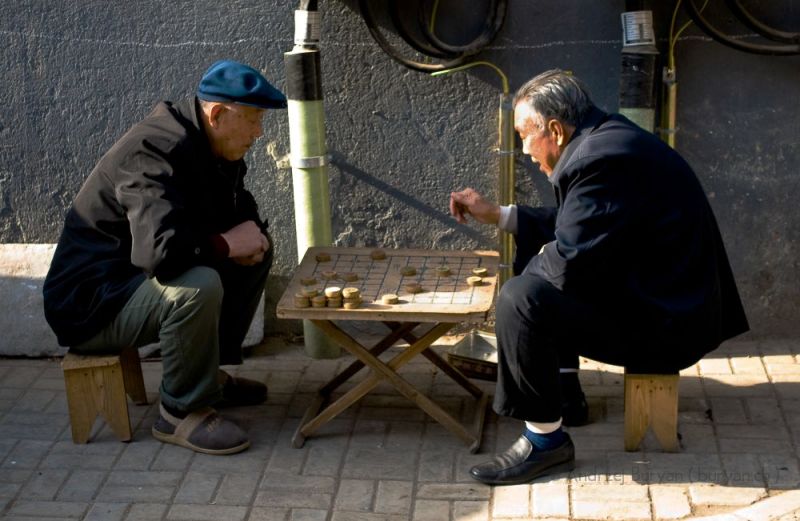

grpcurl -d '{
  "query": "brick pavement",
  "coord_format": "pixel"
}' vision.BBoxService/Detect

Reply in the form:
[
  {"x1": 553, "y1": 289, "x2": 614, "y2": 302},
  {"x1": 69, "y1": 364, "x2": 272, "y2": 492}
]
[{"x1": 0, "y1": 333, "x2": 799, "y2": 521}]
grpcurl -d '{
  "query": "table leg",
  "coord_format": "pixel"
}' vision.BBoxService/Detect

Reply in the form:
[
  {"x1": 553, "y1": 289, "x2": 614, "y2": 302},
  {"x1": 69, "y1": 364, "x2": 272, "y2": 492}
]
[
  {"x1": 384, "y1": 322, "x2": 484, "y2": 399},
  {"x1": 319, "y1": 322, "x2": 418, "y2": 396},
  {"x1": 294, "y1": 320, "x2": 488, "y2": 452},
  {"x1": 292, "y1": 321, "x2": 418, "y2": 449}
]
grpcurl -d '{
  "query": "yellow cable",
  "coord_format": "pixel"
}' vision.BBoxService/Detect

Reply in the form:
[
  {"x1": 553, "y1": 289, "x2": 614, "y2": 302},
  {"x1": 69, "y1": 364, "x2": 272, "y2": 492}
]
[{"x1": 430, "y1": 61, "x2": 509, "y2": 95}]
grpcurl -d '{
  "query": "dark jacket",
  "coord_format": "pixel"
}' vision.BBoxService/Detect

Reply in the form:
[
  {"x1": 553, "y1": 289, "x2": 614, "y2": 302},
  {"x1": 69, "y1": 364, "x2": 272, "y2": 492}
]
[
  {"x1": 513, "y1": 107, "x2": 748, "y2": 366},
  {"x1": 43, "y1": 99, "x2": 265, "y2": 347}
]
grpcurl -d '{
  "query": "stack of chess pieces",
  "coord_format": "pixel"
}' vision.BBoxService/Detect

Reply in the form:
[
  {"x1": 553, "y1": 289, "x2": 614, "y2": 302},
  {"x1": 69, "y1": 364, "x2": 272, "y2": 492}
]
[{"x1": 293, "y1": 249, "x2": 490, "y2": 309}]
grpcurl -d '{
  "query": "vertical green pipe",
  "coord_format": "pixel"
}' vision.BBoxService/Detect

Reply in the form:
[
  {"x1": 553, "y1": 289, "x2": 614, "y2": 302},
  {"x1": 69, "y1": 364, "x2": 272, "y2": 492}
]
[
  {"x1": 285, "y1": 44, "x2": 339, "y2": 358},
  {"x1": 497, "y1": 94, "x2": 515, "y2": 287}
]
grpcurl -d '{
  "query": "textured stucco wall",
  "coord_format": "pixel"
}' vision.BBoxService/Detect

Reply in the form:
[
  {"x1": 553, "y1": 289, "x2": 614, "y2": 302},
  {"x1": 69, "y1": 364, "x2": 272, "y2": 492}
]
[{"x1": 1, "y1": 1, "x2": 798, "y2": 340}]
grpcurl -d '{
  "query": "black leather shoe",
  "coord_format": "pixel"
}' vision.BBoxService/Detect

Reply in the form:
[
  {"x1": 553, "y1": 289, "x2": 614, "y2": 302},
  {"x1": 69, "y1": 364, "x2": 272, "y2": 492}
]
[
  {"x1": 562, "y1": 392, "x2": 589, "y2": 427},
  {"x1": 470, "y1": 433, "x2": 575, "y2": 485}
]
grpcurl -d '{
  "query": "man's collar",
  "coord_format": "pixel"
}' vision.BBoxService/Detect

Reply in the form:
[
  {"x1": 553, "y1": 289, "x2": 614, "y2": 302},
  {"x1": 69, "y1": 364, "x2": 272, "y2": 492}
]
[{"x1": 548, "y1": 106, "x2": 608, "y2": 184}]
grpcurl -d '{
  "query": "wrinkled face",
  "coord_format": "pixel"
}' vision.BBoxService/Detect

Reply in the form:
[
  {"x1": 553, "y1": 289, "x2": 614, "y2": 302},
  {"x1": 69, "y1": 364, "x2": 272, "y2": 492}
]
[
  {"x1": 514, "y1": 102, "x2": 562, "y2": 176},
  {"x1": 208, "y1": 104, "x2": 266, "y2": 161}
]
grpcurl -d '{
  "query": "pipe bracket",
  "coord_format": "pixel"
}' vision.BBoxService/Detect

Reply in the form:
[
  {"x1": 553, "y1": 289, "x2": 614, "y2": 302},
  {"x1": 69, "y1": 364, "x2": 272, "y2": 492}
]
[{"x1": 291, "y1": 154, "x2": 330, "y2": 169}]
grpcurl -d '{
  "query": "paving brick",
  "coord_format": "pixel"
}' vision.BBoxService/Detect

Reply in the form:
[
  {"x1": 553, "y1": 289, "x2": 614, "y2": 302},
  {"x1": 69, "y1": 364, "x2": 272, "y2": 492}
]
[
  {"x1": 10, "y1": 389, "x2": 58, "y2": 413},
  {"x1": 454, "y1": 500, "x2": 489, "y2": 521},
  {"x1": 330, "y1": 513, "x2": 397, "y2": 521},
  {"x1": 289, "y1": 509, "x2": 328, "y2": 521},
  {"x1": 334, "y1": 479, "x2": 375, "y2": 511},
  {"x1": 341, "y1": 447, "x2": 417, "y2": 480},
  {"x1": 167, "y1": 504, "x2": 247, "y2": 521},
  {"x1": 745, "y1": 397, "x2": 785, "y2": 424},
  {"x1": 114, "y1": 440, "x2": 161, "y2": 470},
  {"x1": 760, "y1": 454, "x2": 800, "y2": 490},
  {"x1": 703, "y1": 375, "x2": 773, "y2": 397},
  {"x1": 247, "y1": 507, "x2": 290, "y2": 521},
  {"x1": 650, "y1": 485, "x2": 691, "y2": 519},
  {"x1": 214, "y1": 472, "x2": 260, "y2": 505},
  {"x1": 97, "y1": 485, "x2": 176, "y2": 503},
  {"x1": 708, "y1": 397, "x2": 748, "y2": 423},
  {"x1": 2, "y1": 440, "x2": 52, "y2": 469},
  {"x1": 721, "y1": 453, "x2": 767, "y2": 487},
  {"x1": 412, "y1": 499, "x2": 450, "y2": 521},
  {"x1": 8, "y1": 500, "x2": 88, "y2": 518},
  {"x1": 125, "y1": 503, "x2": 168, "y2": 521},
  {"x1": 491, "y1": 484, "x2": 529, "y2": 517},
  {"x1": 417, "y1": 482, "x2": 489, "y2": 500},
  {"x1": 19, "y1": 469, "x2": 69, "y2": 500},
  {"x1": 57, "y1": 470, "x2": 107, "y2": 501},
  {"x1": 730, "y1": 356, "x2": 766, "y2": 375},
  {"x1": 375, "y1": 480, "x2": 413, "y2": 515},
  {"x1": 0, "y1": 482, "x2": 21, "y2": 499},
  {"x1": 718, "y1": 437, "x2": 794, "y2": 454},
  {"x1": 173, "y1": 471, "x2": 220, "y2": 503},
  {"x1": 572, "y1": 483, "x2": 649, "y2": 502},
  {"x1": 689, "y1": 484, "x2": 767, "y2": 505},
  {"x1": 106, "y1": 470, "x2": 182, "y2": 487},
  {"x1": 150, "y1": 444, "x2": 193, "y2": 471},
  {"x1": 699, "y1": 358, "x2": 733, "y2": 375},
  {"x1": 253, "y1": 489, "x2": 332, "y2": 509},
  {"x1": 303, "y1": 441, "x2": 347, "y2": 477},
  {"x1": 85, "y1": 502, "x2": 128, "y2": 521},
  {"x1": 532, "y1": 481, "x2": 569, "y2": 518},
  {"x1": 417, "y1": 449, "x2": 455, "y2": 482},
  {"x1": 260, "y1": 473, "x2": 336, "y2": 493},
  {"x1": 571, "y1": 500, "x2": 651, "y2": 520}
]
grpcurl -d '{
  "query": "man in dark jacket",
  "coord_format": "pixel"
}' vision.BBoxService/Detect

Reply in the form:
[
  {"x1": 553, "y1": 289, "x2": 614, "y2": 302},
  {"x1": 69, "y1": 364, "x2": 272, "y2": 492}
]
[
  {"x1": 450, "y1": 70, "x2": 748, "y2": 485},
  {"x1": 44, "y1": 60, "x2": 287, "y2": 455}
]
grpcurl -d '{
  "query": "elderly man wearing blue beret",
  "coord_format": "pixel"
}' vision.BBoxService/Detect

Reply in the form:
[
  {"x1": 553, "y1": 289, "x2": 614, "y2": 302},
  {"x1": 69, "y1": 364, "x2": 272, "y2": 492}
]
[{"x1": 44, "y1": 60, "x2": 287, "y2": 455}]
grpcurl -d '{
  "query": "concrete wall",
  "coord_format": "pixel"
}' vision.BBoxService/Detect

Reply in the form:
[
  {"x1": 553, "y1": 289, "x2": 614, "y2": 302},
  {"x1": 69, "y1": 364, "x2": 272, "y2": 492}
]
[{"x1": 1, "y1": 1, "x2": 798, "y2": 349}]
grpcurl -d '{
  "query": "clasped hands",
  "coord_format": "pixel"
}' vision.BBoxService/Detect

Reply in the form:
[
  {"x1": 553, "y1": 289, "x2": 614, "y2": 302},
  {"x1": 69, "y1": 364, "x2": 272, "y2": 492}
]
[
  {"x1": 221, "y1": 220, "x2": 270, "y2": 266},
  {"x1": 449, "y1": 188, "x2": 500, "y2": 225}
]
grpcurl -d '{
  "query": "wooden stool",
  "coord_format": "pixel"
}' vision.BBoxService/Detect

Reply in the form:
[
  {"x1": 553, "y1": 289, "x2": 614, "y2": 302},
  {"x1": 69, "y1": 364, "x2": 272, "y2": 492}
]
[
  {"x1": 62, "y1": 347, "x2": 147, "y2": 443},
  {"x1": 623, "y1": 371, "x2": 679, "y2": 452}
]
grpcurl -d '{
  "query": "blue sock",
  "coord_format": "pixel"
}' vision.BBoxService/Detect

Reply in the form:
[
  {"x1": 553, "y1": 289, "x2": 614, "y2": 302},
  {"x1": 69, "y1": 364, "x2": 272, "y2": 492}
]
[{"x1": 523, "y1": 427, "x2": 566, "y2": 452}]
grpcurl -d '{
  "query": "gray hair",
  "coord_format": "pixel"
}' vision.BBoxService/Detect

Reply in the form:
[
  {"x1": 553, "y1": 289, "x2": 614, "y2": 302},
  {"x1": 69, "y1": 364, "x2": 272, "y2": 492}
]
[{"x1": 513, "y1": 69, "x2": 595, "y2": 127}]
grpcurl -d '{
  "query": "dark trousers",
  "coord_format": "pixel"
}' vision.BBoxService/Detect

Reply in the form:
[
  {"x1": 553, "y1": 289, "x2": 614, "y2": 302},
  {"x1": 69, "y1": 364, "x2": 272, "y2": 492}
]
[
  {"x1": 493, "y1": 273, "x2": 685, "y2": 423},
  {"x1": 74, "y1": 248, "x2": 273, "y2": 411},
  {"x1": 216, "y1": 245, "x2": 274, "y2": 365}
]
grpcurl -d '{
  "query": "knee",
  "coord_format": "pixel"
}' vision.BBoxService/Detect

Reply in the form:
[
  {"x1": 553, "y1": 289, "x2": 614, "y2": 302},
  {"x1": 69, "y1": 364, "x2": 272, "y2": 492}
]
[
  {"x1": 172, "y1": 266, "x2": 224, "y2": 309},
  {"x1": 496, "y1": 274, "x2": 555, "y2": 323}
]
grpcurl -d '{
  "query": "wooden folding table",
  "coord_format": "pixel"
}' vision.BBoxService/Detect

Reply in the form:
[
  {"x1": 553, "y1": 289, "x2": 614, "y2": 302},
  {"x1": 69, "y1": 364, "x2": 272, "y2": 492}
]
[{"x1": 276, "y1": 247, "x2": 498, "y2": 452}]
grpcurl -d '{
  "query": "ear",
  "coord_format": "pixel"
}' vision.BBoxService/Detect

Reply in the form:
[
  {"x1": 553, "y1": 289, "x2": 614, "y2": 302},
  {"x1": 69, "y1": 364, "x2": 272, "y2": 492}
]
[
  {"x1": 207, "y1": 103, "x2": 226, "y2": 129},
  {"x1": 548, "y1": 119, "x2": 566, "y2": 146}
]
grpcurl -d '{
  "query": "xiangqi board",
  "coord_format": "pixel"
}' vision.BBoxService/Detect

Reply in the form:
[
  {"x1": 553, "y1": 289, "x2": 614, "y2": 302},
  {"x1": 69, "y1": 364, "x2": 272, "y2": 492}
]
[{"x1": 277, "y1": 247, "x2": 499, "y2": 323}]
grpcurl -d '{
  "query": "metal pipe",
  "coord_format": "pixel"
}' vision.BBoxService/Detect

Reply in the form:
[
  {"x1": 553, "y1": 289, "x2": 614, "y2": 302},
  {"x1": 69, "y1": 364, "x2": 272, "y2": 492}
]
[
  {"x1": 285, "y1": 6, "x2": 339, "y2": 358},
  {"x1": 497, "y1": 94, "x2": 515, "y2": 287},
  {"x1": 661, "y1": 67, "x2": 677, "y2": 148}
]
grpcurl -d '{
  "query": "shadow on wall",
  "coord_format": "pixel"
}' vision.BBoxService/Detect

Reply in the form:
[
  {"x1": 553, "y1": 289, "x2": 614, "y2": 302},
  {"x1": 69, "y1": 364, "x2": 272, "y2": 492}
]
[{"x1": 330, "y1": 151, "x2": 492, "y2": 245}]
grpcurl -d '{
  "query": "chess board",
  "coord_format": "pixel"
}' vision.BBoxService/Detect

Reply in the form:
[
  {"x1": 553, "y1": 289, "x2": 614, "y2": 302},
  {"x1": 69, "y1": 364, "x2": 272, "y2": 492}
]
[{"x1": 276, "y1": 247, "x2": 499, "y2": 323}]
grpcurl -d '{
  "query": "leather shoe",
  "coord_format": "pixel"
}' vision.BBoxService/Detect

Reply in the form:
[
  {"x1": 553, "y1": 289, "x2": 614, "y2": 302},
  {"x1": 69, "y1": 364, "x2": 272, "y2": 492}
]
[{"x1": 470, "y1": 433, "x2": 575, "y2": 485}]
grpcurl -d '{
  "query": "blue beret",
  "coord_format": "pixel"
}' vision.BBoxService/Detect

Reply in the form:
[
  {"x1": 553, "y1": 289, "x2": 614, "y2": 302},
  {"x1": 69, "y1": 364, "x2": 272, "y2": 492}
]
[{"x1": 197, "y1": 60, "x2": 287, "y2": 109}]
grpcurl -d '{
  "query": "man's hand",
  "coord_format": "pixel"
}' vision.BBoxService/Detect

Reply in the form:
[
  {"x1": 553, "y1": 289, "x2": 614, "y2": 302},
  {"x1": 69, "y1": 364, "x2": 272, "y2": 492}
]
[
  {"x1": 231, "y1": 251, "x2": 265, "y2": 266},
  {"x1": 221, "y1": 220, "x2": 269, "y2": 258},
  {"x1": 449, "y1": 188, "x2": 501, "y2": 225}
]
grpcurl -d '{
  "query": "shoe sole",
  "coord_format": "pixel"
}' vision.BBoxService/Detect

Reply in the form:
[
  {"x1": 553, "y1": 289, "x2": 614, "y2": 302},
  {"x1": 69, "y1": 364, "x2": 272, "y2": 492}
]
[
  {"x1": 475, "y1": 459, "x2": 576, "y2": 486},
  {"x1": 152, "y1": 427, "x2": 250, "y2": 456}
]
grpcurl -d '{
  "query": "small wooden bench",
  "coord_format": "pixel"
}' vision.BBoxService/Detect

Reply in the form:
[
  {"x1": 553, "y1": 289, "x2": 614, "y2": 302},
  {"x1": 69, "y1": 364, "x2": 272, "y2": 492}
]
[
  {"x1": 623, "y1": 371, "x2": 679, "y2": 452},
  {"x1": 62, "y1": 347, "x2": 148, "y2": 443}
]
